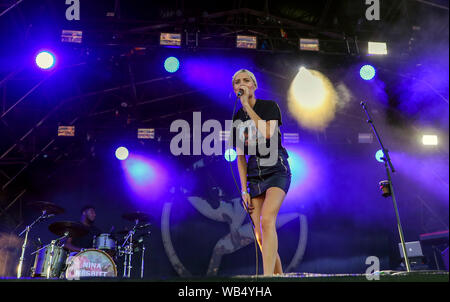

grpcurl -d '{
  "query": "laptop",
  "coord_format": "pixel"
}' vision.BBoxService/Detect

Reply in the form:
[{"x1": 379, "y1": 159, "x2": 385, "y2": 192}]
[{"x1": 398, "y1": 241, "x2": 424, "y2": 259}]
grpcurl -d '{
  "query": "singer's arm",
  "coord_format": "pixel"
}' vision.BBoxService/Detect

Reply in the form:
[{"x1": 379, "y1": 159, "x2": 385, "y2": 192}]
[{"x1": 242, "y1": 103, "x2": 277, "y2": 139}]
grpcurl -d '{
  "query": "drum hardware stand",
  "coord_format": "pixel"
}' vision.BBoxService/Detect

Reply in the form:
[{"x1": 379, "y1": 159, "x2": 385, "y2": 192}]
[
  {"x1": 140, "y1": 244, "x2": 145, "y2": 279},
  {"x1": 121, "y1": 219, "x2": 138, "y2": 278},
  {"x1": 45, "y1": 232, "x2": 69, "y2": 279},
  {"x1": 17, "y1": 210, "x2": 51, "y2": 278},
  {"x1": 361, "y1": 101, "x2": 411, "y2": 273}
]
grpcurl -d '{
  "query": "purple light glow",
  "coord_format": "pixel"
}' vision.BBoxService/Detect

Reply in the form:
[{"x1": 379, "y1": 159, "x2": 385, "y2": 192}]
[
  {"x1": 121, "y1": 153, "x2": 169, "y2": 202},
  {"x1": 182, "y1": 56, "x2": 274, "y2": 105},
  {"x1": 393, "y1": 48, "x2": 449, "y2": 128},
  {"x1": 389, "y1": 150, "x2": 449, "y2": 205},
  {"x1": 282, "y1": 147, "x2": 323, "y2": 210}
]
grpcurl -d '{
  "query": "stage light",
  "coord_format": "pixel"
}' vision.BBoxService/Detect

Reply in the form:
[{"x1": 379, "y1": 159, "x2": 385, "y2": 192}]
[
  {"x1": 61, "y1": 30, "x2": 82, "y2": 43},
  {"x1": 115, "y1": 147, "x2": 129, "y2": 160},
  {"x1": 368, "y1": 42, "x2": 387, "y2": 55},
  {"x1": 58, "y1": 126, "x2": 75, "y2": 137},
  {"x1": 360, "y1": 65, "x2": 376, "y2": 80},
  {"x1": 126, "y1": 159, "x2": 155, "y2": 185},
  {"x1": 138, "y1": 128, "x2": 155, "y2": 139},
  {"x1": 287, "y1": 66, "x2": 337, "y2": 130},
  {"x1": 286, "y1": 149, "x2": 308, "y2": 190},
  {"x1": 224, "y1": 148, "x2": 237, "y2": 162},
  {"x1": 236, "y1": 35, "x2": 257, "y2": 49},
  {"x1": 422, "y1": 135, "x2": 438, "y2": 146},
  {"x1": 283, "y1": 133, "x2": 300, "y2": 144},
  {"x1": 358, "y1": 133, "x2": 373, "y2": 144},
  {"x1": 290, "y1": 67, "x2": 326, "y2": 109},
  {"x1": 375, "y1": 149, "x2": 385, "y2": 163},
  {"x1": 160, "y1": 33, "x2": 181, "y2": 46},
  {"x1": 35, "y1": 51, "x2": 56, "y2": 70},
  {"x1": 300, "y1": 38, "x2": 319, "y2": 51},
  {"x1": 164, "y1": 56, "x2": 180, "y2": 73}
]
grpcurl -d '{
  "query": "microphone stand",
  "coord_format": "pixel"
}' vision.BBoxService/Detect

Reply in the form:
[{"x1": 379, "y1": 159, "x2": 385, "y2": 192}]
[
  {"x1": 17, "y1": 210, "x2": 49, "y2": 278},
  {"x1": 361, "y1": 102, "x2": 411, "y2": 272}
]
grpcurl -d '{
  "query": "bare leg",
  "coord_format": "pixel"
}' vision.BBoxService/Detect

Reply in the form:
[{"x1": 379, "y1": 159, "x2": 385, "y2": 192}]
[
  {"x1": 249, "y1": 194, "x2": 264, "y2": 250},
  {"x1": 249, "y1": 191, "x2": 284, "y2": 276},
  {"x1": 260, "y1": 187, "x2": 286, "y2": 276}
]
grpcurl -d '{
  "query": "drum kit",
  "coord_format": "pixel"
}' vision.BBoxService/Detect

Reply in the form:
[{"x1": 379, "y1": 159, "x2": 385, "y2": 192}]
[{"x1": 17, "y1": 201, "x2": 151, "y2": 280}]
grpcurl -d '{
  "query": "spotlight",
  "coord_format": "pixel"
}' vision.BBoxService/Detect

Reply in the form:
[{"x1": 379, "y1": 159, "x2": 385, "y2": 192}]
[
  {"x1": 287, "y1": 66, "x2": 337, "y2": 130},
  {"x1": 360, "y1": 65, "x2": 376, "y2": 80},
  {"x1": 160, "y1": 33, "x2": 181, "y2": 46},
  {"x1": 35, "y1": 51, "x2": 56, "y2": 70},
  {"x1": 368, "y1": 42, "x2": 387, "y2": 55},
  {"x1": 58, "y1": 126, "x2": 75, "y2": 137},
  {"x1": 236, "y1": 35, "x2": 257, "y2": 49},
  {"x1": 164, "y1": 56, "x2": 180, "y2": 73},
  {"x1": 289, "y1": 67, "x2": 327, "y2": 109},
  {"x1": 300, "y1": 38, "x2": 319, "y2": 51},
  {"x1": 115, "y1": 147, "x2": 129, "y2": 160},
  {"x1": 224, "y1": 148, "x2": 237, "y2": 162},
  {"x1": 61, "y1": 30, "x2": 82, "y2": 43},
  {"x1": 422, "y1": 135, "x2": 438, "y2": 146},
  {"x1": 138, "y1": 128, "x2": 155, "y2": 139},
  {"x1": 283, "y1": 133, "x2": 300, "y2": 144},
  {"x1": 375, "y1": 149, "x2": 384, "y2": 163}
]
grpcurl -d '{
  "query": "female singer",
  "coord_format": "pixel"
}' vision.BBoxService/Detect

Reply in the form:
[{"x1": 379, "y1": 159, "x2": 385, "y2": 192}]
[{"x1": 231, "y1": 69, "x2": 291, "y2": 276}]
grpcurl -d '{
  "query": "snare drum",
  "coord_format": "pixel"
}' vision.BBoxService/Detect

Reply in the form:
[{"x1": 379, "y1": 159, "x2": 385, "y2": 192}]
[
  {"x1": 93, "y1": 233, "x2": 117, "y2": 256},
  {"x1": 31, "y1": 245, "x2": 68, "y2": 278},
  {"x1": 65, "y1": 249, "x2": 117, "y2": 280}
]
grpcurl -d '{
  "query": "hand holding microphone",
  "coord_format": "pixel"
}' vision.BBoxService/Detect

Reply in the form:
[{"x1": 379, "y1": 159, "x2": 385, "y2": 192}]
[{"x1": 237, "y1": 86, "x2": 250, "y2": 107}]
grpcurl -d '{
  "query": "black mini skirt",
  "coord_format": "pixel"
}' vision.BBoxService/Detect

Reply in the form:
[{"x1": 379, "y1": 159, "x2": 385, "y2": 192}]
[{"x1": 247, "y1": 150, "x2": 292, "y2": 198}]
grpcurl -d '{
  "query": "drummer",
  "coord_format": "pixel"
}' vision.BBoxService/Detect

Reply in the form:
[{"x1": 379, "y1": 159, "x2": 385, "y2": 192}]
[{"x1": 63, "y1": 205, "x2": 102, "y2": 253}]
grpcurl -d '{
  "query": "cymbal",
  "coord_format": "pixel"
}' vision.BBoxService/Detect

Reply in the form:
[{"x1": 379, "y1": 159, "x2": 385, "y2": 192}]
[
  {"x1": 48, "y1": 221, "x2": 89, "y2": 238},
  {"x1": 115, "y1": 228, "x2": 132, "y2": 235},
  {"x1": 115, "y1": 224, "x2": 151, "y2": 235},
  {"x1": 28, "y1": 201, "x2": 65, "y2": 215},
  {"x1": 122, "y1": 211, "x2": 151, "y2": 222}
]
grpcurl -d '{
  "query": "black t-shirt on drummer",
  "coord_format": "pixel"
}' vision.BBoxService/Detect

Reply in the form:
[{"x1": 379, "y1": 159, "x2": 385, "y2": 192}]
[
  {"x1": 71, "y1": 224, "x2": 102, "y2": 249},
  {"x1": 231, "y1": 99, "x2": 287, "y2": 160}
]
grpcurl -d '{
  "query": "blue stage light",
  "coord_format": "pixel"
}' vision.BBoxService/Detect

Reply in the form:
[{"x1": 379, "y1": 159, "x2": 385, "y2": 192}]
[
  {"x1": 224, "y1": 148, "x2": 237, "y2": 162},
  {"x1": 115, "y1": 147, "x2": 129, "y2": 160},
  {"x1": 375, "y1": 149, "x2": 385, "y2": 163},
  {"x1": 164, "y1": 56, "x2": 180, "y2": 73},
  {"x1": 35, "y1": 51, "x2": 56, "y2": 70},
  {"x1": 360, "y1": 64, "x2": 376, "y2": 80}
]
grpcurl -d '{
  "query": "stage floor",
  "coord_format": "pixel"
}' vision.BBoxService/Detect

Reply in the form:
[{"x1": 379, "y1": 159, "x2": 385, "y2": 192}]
[{"x1": 1, "y1": 270, "x2": 448, "y2": 282}]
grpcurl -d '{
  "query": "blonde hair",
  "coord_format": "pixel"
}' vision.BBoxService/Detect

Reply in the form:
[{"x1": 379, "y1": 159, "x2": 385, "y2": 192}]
[{"x1": 232, "y1": 69, "x2": 258, "y2": 89}]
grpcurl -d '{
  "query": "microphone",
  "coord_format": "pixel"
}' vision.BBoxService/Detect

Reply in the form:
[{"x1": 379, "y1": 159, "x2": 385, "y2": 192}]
[{"x1": 237, "y1": 89, "x2": 244, "y2": 97}]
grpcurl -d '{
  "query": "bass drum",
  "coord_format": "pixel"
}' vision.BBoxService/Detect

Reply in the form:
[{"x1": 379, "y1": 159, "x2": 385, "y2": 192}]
[{"x1": 65, "y1": 249, "x2": 117, "y2": 280}]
